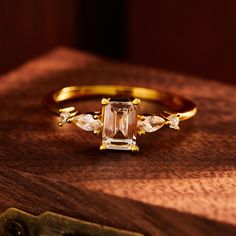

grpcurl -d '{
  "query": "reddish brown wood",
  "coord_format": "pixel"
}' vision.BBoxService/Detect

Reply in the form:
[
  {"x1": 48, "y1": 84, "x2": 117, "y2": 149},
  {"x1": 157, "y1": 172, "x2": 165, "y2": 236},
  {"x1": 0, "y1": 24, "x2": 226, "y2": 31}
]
[{"x1": 0, "y1": 48, "x2": 236, "y2": 235}]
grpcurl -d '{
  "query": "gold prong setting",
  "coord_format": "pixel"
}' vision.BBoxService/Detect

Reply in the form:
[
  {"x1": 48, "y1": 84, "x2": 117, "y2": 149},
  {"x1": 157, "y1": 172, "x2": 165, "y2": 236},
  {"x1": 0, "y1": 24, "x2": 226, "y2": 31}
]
[
  {"x1": 137, "y1": 115, "x2": 145, "y2": 121},
  {"x1": 100, "y1": 143, "x2": 107, "y2": 151},
  {"x1": 132, "y1": 98, "x2": 141, "y2": 105},
  {"x1": 137, "y1": 130, "x2": 145, "y2": 136},
  {"x1": 101, "y1": 98, "x2": 110, "y2": 106},
  {"x1": 58, "y1": 107, "x2": 77, "y2": 127},
  {"x1": 131, "y1": 144, "x2": 139, "y2": 153},
  {"x1": 93, "y1": 113, "x2": 101, "y2": 120},
  {"x1": 59, "y1": 107, "x2": 76, "y2": 113},
  {"x1": 94, "y1": 130, "x2": 101, "y2": 135}
]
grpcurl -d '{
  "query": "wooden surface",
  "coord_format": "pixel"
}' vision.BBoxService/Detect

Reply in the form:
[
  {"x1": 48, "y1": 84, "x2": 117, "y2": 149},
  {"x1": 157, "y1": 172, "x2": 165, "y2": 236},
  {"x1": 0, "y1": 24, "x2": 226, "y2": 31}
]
[{"x1": 0, "y1": 48, "x2": 236, "y2": 236}]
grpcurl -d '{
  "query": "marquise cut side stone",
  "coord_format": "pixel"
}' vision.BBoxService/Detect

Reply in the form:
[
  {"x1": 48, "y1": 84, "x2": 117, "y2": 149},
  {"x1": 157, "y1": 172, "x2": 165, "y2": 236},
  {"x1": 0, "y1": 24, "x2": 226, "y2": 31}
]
[
  {"x1": 138, "y1": 116, "x2": 165, "y2": 132},
  {"x1": 73, "y1": 114, "x2": 101, "y2": 131}
]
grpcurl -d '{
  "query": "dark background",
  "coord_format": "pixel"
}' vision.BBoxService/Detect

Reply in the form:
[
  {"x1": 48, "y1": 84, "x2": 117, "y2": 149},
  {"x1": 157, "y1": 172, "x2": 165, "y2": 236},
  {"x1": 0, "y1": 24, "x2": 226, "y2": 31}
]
[{"x1": 0, "y1": 0, "x2": 235, "y2": 84}]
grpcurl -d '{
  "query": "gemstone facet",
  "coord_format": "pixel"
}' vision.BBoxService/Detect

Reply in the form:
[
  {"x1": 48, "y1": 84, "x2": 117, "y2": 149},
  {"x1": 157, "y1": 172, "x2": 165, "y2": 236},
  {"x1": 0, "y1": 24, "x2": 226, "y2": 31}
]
[
  {"x1": 58, "y1": 107, "x2": 77, "y2": 126},
  {"x1": 167, "y1": 114, "x2": 180, "y2": 130},
  {"x1": 73, "y1": 114, "x2": 101, "y2": 131},
  {"x1": 138, "y1": 116, "x2": 165, "y2": 132},
  {"x1": 102, "y1": 100, "x2": 138, "y2": 150},
  {"x1": 59, "y1": 112, "x2": 70, "y2": 124}
]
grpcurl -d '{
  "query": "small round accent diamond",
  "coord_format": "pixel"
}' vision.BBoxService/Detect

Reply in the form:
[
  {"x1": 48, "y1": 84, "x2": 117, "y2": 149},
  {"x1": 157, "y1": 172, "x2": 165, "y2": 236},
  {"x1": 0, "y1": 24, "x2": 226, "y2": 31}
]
[
  {"x1": 73, "y1": 114, "x2": 101, "y2": 131},
  {"x1": 167, "y1": 114, "x2": 180, "y2": 130},
  {"x1": 59, "y1": 112, "x2": 70, "y2": 124},
  {"x1": 138, "y1": 116, "x2": 165, "y2": 132}
]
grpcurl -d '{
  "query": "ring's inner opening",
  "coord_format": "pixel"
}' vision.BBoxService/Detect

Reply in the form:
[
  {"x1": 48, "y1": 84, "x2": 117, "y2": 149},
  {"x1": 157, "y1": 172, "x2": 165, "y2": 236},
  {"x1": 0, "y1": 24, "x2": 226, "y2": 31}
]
[
  {"x1": 47, "y1": 85, "x2": 196, "y2": 119},
  {"x1": 58, "y1": 97, "x2": 165, "y2": 114},
  {"x1": 55, "y1": 96, "x2": 193, "y2": 115}
]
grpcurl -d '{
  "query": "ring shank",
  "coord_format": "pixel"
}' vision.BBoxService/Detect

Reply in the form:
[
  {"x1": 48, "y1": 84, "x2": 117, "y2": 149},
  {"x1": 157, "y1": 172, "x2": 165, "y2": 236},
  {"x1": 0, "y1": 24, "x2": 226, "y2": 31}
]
[{"x1": 44, "y1": 85, "x2": 197, "y2": 121}]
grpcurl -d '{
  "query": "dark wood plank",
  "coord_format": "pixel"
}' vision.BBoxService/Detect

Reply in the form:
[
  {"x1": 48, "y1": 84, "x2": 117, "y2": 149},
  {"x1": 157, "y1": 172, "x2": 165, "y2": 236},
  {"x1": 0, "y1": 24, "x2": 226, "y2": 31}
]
[{"x1": 0, "y1": 168, "x2": 236, "y2": 236}]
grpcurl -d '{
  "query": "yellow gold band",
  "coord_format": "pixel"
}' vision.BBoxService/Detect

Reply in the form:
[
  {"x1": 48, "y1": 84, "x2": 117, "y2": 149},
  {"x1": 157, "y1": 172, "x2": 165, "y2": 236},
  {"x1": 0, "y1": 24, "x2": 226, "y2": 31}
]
[
  {"x1": 44, "y1": 85, "x2": 197, "y2": 121},
  {"x1": 44, "y1": 85, "x2": 197, "y2": 152}
]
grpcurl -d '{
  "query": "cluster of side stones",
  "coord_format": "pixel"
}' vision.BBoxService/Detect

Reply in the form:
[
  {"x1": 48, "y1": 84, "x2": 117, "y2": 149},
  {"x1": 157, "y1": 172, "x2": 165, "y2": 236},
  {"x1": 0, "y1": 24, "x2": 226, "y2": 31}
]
[
  {"x1": 59, "y1": 110, "x2": 101, "y2": 132},
  {"x1": 60, "y1": 110, "x2": 180, "y2": 133},
  {"x1": 137, "y1": 114, "x2": 180, "y2": 132},
  {"x1": 59, "y1": 103, "x2": 180, "y2": 152}
]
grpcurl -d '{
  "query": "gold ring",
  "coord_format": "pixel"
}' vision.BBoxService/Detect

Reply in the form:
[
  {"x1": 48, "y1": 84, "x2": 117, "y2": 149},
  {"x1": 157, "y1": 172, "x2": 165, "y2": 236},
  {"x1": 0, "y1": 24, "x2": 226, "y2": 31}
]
[{"x1": 44, "y1": 85, "x2": 197, "y2": 152}]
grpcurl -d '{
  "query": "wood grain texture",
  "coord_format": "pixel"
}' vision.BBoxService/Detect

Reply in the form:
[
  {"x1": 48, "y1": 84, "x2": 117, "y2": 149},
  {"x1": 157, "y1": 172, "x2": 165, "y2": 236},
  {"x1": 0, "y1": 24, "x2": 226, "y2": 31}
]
[{"x1": 0, "y1": 48, "x2": 236, "y2": 235}]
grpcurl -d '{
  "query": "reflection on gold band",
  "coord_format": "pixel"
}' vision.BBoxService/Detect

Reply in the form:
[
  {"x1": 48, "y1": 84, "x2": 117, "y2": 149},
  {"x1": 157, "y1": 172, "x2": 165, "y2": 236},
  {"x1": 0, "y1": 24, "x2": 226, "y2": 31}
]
[{"x1": 44, "y1": 85, "x2": 197, "y2": 121}]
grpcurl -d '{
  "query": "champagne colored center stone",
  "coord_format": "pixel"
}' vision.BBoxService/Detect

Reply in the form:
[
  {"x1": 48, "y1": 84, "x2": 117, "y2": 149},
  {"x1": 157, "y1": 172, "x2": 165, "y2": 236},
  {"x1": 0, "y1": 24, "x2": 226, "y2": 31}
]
[{"x1": 102, "y1": 101, "x2": 138, "y2": 150}]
